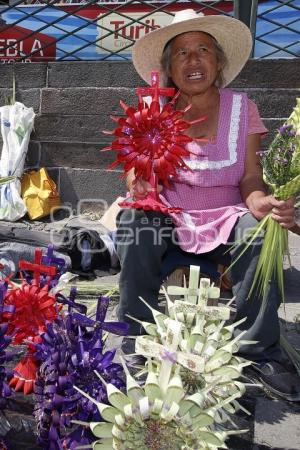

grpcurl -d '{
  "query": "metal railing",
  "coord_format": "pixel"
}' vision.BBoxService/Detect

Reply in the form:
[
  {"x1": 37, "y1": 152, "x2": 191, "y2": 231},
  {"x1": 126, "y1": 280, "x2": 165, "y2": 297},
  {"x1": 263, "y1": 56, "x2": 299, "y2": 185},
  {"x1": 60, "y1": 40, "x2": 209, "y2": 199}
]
[
  {"x1": 0, "y1": 0, "x2": 298, "y2": 62},
  {"x1": 254, "y1": 0, "x2": 299, "y2": 58}
]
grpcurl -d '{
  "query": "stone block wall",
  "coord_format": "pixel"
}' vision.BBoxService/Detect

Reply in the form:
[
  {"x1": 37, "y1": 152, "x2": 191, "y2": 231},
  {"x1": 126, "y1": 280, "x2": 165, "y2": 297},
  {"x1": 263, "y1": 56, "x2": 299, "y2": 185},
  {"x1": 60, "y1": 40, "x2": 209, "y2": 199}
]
[{"x1": 0, "y1": 59, "x2": 299, "y2": 209}]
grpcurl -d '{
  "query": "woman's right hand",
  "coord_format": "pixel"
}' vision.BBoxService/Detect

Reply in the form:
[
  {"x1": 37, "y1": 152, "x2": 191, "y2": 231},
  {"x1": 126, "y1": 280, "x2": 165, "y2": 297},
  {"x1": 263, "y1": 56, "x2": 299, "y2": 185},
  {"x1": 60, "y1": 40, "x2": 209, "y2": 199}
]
[
  {"x1": 130, "y1": 178, "x2": 163, "y2": 199},
  {"x1": 127, "y1": 170, "x2": 162, "y2": 199},
  {"x1": 130, "y1": 178, "x2": 154, "y2": 199}
]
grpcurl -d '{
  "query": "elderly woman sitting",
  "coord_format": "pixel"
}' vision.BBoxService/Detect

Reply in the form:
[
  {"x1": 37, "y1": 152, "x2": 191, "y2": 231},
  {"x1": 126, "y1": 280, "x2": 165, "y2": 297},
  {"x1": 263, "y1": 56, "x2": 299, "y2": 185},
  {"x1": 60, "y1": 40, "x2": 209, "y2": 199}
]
[{"x1": 115, "y1": 9, "x2": 300, "y2": 402}]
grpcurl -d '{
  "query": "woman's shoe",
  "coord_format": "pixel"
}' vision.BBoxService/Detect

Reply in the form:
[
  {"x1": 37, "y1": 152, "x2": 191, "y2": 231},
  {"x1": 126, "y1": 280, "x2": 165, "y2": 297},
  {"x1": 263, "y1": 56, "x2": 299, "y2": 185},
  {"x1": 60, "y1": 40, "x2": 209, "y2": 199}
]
[
  {"x1": 245, "y1": 360, "x2": 300, "y2": 402},
  {"x1": 121, "y1": 337, "x2": 146, "y2": 372}
]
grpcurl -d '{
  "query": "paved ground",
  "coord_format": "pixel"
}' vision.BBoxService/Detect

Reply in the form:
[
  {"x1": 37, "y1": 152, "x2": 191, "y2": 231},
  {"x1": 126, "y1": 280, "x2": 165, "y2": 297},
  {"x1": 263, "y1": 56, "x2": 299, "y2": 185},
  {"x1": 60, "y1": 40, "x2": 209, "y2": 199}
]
[
  {"x1": 0, "y1": 220, "x2": 300, "y2": 449},
  {"x1": 252, "y1": 232, "x2": 300, "y2": 450}
]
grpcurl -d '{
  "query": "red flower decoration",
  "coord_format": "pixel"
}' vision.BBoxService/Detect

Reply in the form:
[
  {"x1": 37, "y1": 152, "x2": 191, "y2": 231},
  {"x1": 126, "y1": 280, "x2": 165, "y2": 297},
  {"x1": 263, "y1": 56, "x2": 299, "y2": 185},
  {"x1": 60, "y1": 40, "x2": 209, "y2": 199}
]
[
  {"x1": 2, "y1": 249, "x2": 60, "y2": 394},
  {"x1": 4, "y1": 280, "x2": 58, "y2": 345},
  {"x1": 9, "y1": 354, "x2": 40, "y2": 395},
  {"x1": 103, "y1": 71, "x2": 206, "y2": 213}
]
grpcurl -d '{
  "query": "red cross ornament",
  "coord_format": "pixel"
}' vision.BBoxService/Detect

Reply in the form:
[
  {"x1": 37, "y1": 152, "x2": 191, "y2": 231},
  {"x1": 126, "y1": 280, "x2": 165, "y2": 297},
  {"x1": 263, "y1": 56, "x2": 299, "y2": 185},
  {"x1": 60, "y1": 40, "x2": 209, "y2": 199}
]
[{"x1": 19, "y1": 248, "x2": 56, "y2": 283}]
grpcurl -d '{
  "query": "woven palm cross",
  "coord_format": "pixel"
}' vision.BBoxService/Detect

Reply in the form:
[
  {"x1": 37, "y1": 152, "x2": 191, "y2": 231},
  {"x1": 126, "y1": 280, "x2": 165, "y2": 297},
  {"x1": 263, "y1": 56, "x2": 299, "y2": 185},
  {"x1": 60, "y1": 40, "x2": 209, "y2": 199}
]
[{"x1": 166, "y1": 265, "x2": 230, "y2": 322}]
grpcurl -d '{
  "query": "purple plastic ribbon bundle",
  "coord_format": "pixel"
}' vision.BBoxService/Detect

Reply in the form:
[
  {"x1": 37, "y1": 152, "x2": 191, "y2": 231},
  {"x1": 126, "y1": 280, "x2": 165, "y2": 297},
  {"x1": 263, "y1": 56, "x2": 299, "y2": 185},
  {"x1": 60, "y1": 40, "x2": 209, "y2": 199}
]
[
  {"x1": 0, "y1": 282, "x2": 15, "y2": 410},
  {"x1": 34, "y1": 292, "x2": 128, "y2": 449},
  {"x1": 41, "y1": 245, "x2": 68, "y2": 289},
  {"x1": 0, "y1": 323, "x2": 13, "y2": 410}
]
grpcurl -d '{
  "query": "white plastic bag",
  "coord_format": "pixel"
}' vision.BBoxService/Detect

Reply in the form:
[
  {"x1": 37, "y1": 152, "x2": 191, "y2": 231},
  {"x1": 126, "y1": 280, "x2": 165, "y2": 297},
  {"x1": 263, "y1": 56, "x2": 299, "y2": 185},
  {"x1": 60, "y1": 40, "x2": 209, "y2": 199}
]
[{"x1": 0, "y1": 102, "x2": 35, "y2": 221}]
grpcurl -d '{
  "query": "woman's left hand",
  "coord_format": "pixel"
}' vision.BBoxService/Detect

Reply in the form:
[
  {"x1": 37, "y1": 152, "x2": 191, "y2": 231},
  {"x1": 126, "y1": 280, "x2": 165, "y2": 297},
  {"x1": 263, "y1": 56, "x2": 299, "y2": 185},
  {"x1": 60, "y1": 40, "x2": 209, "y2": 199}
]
[{"x1": 271, "y1": 197, "x2": 296, "y2": 229}]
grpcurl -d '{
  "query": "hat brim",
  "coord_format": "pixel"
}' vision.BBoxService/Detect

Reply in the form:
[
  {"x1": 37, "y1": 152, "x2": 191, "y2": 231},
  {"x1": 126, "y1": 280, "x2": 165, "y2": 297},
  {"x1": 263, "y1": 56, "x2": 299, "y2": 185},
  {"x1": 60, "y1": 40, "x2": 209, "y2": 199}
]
[{"x1": 132, "y1": 15, "x2": 253, "y2": 87}]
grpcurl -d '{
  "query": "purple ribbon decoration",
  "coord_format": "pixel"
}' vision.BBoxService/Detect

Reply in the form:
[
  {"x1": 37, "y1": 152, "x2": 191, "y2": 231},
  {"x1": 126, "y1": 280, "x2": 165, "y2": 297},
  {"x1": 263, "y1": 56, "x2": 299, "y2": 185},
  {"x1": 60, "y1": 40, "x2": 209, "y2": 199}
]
[
  {"x1": 72, "y1": 295, "x2": 130, "y2": 339},
  {"x1": 0, "y1": 282, "x2": 15, "y2": 318},
  {"x1": 42, "y1": 245, "x2": 66, "y2": 271},
  {"x1": 56, "y1": 287, "x2": 87, "y2": 315},
  {"x1": 0, "y1": 282, "x2": 15, "y2": 410},
  {"x1": 41, "y1": 244, "x2": 67, "y2": 287},
  {"x1": 161, "y1": 349, "x2": 178, "y2": 364},
  {"x1": 61, "y1": 427, "x2": 94, "y2": 450},
  {"x1": 34, "y1": 291, "x2": 126, "y2": 449}
]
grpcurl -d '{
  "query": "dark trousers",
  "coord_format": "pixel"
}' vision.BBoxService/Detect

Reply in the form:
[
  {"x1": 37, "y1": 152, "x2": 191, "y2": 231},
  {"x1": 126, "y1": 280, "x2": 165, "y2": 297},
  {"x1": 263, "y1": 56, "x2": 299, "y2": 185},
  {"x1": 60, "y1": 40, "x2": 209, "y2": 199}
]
[{"x1": 116, "y1": 209, "x2": 284, "y2": 362}]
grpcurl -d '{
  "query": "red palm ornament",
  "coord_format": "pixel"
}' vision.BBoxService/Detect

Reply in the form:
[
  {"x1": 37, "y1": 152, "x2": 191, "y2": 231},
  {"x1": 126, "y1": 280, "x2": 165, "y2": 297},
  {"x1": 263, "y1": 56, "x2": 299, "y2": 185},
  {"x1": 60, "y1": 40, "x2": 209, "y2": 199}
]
[
  {"x1": 103, "y1": 71, "x2": 206, "y2": 214},
  {"x1": 2, "y1": 249, "x2": 59, "y2": 394}
]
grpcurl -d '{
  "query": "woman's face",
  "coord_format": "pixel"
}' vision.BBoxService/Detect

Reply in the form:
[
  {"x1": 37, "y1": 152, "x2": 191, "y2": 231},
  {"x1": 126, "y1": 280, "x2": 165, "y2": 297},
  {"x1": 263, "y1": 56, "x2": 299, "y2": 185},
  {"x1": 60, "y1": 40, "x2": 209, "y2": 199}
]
[{"x1": 169, "y1": 31, "x2": 221, "y2": 96}]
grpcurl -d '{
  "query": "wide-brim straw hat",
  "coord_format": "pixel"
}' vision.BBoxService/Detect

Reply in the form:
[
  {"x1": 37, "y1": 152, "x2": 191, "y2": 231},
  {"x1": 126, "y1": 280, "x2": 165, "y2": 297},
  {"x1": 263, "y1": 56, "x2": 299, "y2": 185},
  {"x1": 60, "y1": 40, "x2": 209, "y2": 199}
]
[{"x1": 132, "y1": 9, "x2": 253, "y2": 87}]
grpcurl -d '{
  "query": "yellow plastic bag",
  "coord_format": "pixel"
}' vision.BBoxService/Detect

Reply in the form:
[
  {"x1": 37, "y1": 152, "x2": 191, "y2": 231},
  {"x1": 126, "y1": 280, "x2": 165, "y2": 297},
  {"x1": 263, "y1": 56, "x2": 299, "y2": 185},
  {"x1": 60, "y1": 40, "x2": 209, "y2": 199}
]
[{"x1": 21, "y1": 168, "x2": 61, "y2": 220}]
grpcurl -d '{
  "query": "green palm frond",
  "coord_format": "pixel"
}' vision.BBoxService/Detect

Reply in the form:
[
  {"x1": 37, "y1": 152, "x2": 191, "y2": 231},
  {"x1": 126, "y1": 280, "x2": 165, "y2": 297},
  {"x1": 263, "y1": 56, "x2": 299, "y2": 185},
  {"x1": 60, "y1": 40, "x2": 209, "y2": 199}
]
[{"x1": 229, "y1": 98, "x2": 300, "y2": 304}]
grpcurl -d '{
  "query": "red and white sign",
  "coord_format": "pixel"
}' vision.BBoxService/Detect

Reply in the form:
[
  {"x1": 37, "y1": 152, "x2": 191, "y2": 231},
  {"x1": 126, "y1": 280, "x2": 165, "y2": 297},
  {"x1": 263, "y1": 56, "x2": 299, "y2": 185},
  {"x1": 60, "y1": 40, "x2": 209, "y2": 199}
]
[
  {"x1": 94, "y1": 2, "x2": 233, "y2": 56},
  {"x1": 0, "y1": 24, "x2": 56, "y2": 62},
  {"x1": 97, "y1": 11, "x2": 171, "y2": 54}
]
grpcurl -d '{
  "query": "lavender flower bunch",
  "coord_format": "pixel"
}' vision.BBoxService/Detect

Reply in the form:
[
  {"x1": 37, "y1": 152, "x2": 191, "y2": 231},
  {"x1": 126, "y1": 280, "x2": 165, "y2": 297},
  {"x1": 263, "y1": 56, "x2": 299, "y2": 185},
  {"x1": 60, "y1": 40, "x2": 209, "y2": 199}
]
[
  {"x1": 230, "y1": 98, "x2": 300, "y2": 303},
  {"x1": 34, "y1": 291, "x2": 128, "y2": 450},
  {"x1": 260, "y1": 123, "x2": 299, "y2": 187}
]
